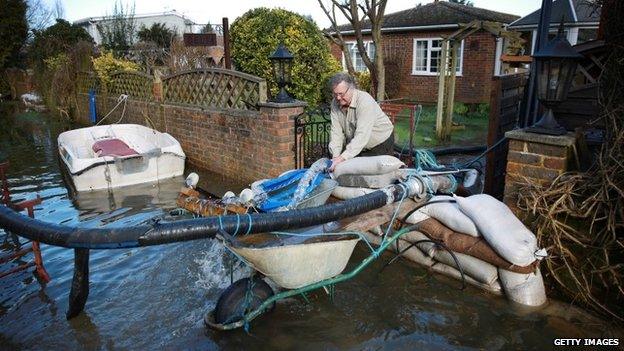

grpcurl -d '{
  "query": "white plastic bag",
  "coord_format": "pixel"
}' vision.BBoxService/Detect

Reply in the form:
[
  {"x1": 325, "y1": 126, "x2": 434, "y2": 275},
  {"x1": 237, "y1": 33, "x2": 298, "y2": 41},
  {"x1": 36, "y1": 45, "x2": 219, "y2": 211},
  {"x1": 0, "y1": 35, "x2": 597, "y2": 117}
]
[
  {"x1": 431, "y1": 263, "x2": 503, "y2": 295},
  {"x1": 455, "y1": 194, "x2": 546, "y2": 266}
]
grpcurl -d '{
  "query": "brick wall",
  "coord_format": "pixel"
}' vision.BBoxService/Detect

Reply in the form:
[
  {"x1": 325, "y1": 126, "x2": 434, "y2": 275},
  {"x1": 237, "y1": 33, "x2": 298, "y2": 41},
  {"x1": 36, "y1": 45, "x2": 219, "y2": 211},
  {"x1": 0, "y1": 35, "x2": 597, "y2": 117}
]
[
  {"x1": 75, "y1": 94, "x2": 302, "y2": 184},
  {"x1": 332, "y1": 29, "x2": 497, "y2": 103},
  {"x1": 503, "y1": 129, "x2": 577, "y2": 212}
]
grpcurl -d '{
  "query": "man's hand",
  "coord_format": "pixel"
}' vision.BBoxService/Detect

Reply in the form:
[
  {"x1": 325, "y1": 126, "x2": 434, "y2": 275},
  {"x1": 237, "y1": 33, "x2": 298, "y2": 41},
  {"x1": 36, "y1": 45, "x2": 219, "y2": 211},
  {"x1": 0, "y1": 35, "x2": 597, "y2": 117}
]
[{"x1": 329, "y1": 156, "x2": 346, "y2": 172}]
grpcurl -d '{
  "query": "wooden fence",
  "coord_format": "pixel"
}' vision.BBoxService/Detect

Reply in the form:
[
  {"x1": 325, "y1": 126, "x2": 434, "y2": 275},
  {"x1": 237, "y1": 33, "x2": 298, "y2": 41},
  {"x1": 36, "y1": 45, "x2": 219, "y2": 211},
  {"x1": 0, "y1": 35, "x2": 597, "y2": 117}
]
[
  {"x1": 484, "y1": 73, "x2": 528, "y2": 200},
  {"x1": 75, "y1": 68, "x2": 268, "y2": 111}
]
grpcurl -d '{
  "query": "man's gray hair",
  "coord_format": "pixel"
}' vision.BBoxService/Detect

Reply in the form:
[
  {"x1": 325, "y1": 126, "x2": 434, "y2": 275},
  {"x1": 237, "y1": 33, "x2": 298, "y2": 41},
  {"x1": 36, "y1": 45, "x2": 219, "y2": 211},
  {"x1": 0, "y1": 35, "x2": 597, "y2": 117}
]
[{"x1": 328, "y1": 72, "x2": 356, "y2": 90}]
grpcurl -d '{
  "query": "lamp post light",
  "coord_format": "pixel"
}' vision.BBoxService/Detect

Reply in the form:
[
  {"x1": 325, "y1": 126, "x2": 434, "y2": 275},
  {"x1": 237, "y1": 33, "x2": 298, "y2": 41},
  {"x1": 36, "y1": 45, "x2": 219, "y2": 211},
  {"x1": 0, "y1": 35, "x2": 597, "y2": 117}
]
[
  {"x1": 269, "y1": 43, "x2": 295, "y2": 103},
  {"x1": 526, "y1": 25, "x2": 583, "y2": 135}
]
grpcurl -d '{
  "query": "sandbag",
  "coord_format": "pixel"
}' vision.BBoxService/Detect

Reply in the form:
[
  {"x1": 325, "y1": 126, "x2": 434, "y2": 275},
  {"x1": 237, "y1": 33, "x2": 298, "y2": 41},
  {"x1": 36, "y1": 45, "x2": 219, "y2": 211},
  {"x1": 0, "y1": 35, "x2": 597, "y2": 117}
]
[
  {"x1": 331, "y1": 186, "x2": 376, "y2": 200},
  {"x1": 455, "y1": 194, "x2": 546, "y2": 267},
  {"x1": 498, "y1": 268, "x2": 547, "y2": 306},
  {"x1": 402, "y1": 231, "x2": 498, "y2": 285},
  {"x1": 336, "y1": 171, "x2": 400, "y2": 189},
  {"x1": 431, "y1": 262, "x2": 503, "y2": 295},
  {"x1": 420, "y1": 195, "x2": 479, "y2": 237},
  {"x1": 404, "y1": 209, "x2": 430, "y2": 225},
  {"x1": 416, "y1": 218, "x2": 539, "y2": 274},
  {"x1": 333, "y1": 155, "x2": 404, "y2": 178}
]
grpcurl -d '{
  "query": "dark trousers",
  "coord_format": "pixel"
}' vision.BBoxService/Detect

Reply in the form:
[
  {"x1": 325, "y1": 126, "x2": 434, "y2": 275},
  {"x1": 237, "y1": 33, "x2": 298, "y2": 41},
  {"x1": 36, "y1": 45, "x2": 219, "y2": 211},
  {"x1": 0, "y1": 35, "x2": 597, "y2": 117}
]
[{"x1": 357, "y1": 132, "x2": 395, "y2": 157}]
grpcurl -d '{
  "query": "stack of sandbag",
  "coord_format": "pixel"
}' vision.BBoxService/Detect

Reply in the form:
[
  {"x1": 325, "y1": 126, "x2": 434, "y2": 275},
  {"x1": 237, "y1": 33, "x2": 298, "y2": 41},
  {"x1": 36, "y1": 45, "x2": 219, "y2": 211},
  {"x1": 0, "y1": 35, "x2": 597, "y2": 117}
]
[
  {"x1": 331, "y1": 156, "x2": 405, "y2": 200},
  {"x1": 364, "y1": 194, "x2": 548, "y2": 306}
]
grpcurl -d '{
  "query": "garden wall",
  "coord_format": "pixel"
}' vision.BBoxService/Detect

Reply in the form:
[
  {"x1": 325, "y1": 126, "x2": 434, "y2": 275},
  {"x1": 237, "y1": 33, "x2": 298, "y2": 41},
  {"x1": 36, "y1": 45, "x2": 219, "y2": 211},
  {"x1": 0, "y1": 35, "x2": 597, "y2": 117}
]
[{"x1": 73, "y1": 69, "x2": 302, "y2": 184}]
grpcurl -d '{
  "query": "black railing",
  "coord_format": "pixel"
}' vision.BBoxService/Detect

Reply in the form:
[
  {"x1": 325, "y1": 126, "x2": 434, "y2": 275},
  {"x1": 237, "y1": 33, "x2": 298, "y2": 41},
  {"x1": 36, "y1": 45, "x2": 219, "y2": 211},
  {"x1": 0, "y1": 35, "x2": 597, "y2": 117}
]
[{"x1": 294, "y1": 105, "x2": 332, "y2": 168}]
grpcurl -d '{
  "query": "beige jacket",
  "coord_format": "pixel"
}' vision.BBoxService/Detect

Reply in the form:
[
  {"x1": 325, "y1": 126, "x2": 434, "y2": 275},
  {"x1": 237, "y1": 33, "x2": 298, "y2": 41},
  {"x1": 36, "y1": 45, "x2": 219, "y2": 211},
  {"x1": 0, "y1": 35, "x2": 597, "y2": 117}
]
[{"x1": 328, "y1": 89, "x2": 394, "y2": 160}]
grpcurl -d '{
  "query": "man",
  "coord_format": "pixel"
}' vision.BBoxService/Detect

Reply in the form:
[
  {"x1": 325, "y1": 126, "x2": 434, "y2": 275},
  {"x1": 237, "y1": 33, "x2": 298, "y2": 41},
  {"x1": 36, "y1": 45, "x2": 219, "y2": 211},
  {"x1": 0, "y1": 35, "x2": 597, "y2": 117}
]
[{"x1": 327, "y1": 72, "x2": 394, "y2": 171}]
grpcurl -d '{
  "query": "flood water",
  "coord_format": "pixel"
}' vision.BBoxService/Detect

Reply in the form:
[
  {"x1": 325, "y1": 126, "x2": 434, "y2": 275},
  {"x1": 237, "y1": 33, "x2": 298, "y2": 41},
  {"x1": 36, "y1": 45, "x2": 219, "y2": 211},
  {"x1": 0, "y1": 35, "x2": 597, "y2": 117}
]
[{"x1": 0, "y1": 104, "x2": 621, "y2": 350}]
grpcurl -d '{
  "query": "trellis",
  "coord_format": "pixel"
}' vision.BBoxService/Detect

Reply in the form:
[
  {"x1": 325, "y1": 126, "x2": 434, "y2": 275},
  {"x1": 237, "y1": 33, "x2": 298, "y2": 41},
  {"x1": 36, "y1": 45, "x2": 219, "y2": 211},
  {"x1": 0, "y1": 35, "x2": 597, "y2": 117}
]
[
  {"x1": 107, "y1": 70, "x2": 155, "y2": 101},
  {"x1": 75, "y1": 71, "x2": 101, "y2": 94},
  {"x1": 162, "y1": 68, "x2": 267, "y2": 110}
]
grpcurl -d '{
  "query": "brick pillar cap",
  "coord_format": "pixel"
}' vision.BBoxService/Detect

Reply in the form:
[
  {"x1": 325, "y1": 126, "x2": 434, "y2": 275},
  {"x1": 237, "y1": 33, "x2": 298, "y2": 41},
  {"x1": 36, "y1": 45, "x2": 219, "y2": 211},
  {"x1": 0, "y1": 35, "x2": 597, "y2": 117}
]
[
  {"x1": 505, "y1": 129, "x2": 576, "y2": 147},
  {"x1": 258, "y1": 100, "x2": 307, "y2": 108}
]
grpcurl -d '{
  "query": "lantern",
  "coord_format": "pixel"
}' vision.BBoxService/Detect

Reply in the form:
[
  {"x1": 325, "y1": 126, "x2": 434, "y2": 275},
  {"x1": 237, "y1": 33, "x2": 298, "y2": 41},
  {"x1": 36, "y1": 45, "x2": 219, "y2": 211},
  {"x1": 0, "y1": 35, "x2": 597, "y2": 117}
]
[{"x1": 269, "y1": 43, "x2": 295, "y2": 103}]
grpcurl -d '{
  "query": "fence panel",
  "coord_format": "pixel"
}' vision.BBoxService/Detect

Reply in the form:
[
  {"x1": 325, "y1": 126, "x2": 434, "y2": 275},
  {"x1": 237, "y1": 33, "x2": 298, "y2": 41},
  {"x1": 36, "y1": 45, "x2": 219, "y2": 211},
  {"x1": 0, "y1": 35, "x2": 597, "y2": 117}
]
[
  {"x1": 162, "y1": 69, "x2": 267, "y2": 110},
  {"x1": 107, "y1": 70, "x2": 154, "y2": 101},
  {"x1": 75, "y1": 71, "x2": 101, "y2": 95}
]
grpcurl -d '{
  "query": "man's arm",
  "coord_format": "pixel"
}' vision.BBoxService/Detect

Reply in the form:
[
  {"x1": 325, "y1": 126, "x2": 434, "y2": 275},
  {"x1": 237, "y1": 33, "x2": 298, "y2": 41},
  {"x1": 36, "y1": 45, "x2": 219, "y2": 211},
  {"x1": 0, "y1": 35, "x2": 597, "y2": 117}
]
[{"x1": 328, "y1": 109, "x2": 345, "y2": 158}]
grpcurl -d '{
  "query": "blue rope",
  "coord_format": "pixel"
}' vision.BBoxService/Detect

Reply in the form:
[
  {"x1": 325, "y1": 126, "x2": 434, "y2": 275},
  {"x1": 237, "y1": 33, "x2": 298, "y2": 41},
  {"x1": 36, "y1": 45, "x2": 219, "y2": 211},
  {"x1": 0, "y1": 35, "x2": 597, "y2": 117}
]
[{"x1": 218, "y1": 215, "x2": 224, "y2": 231}]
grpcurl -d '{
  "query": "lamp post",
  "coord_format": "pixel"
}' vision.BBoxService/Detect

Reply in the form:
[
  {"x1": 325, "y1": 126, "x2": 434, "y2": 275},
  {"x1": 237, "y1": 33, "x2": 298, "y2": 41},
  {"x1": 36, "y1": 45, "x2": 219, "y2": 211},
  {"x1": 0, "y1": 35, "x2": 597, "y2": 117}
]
[
  {"x1": 526, "y1": 25, "x2": 584, "y2": 135},
  {"x1": 269, "y1": 43, "x2": 295, "y2": 103}
]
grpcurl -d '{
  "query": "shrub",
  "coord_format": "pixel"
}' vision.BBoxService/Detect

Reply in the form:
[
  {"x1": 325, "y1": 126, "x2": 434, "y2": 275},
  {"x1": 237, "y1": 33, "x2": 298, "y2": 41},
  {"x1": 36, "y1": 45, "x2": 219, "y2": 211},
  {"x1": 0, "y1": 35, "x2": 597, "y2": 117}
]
[
  {"x1": 0, "y1": 0, "x2": 28, "y2": 69},
  {"x1": 453, "y1": 102, "x2": 468, "y2": 116},
  {"x1": 354, "y1": 71, "x2": 371, "y2": 94},
  {"x1": 92, "y1": 51, "x2": 139, "y2": 85},
  {"x1": 30, "y1": 19, "x2": 94, "y2": 72},
  {"x1": 477, "y1": 103, "x2": 490, "y2": 117},
  {"x1": 230, "y1": 7, "x2": 341, "y2": 106},
  {"x1": 137, "y1": 22, "x2": 176, "y2": 49}
]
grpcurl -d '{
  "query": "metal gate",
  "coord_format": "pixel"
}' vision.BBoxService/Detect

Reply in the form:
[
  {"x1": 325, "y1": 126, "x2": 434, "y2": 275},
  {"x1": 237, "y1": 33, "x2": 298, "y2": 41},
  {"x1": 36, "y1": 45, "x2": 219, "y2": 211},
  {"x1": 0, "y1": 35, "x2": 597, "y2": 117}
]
[{"x1": 294, "y1": 105, "x2": 331, "y2": 168}]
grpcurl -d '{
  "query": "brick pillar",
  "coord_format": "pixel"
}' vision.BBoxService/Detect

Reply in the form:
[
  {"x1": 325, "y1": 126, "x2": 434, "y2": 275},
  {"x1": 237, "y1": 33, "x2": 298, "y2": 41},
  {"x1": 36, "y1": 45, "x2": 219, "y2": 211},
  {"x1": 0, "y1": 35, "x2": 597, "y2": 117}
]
[
  {"x1": 257, "y1": 100, "x2": 307, "y2": 178},
  {"x1": 503, "y1": 129, "x2": 577, "y2": 212}
]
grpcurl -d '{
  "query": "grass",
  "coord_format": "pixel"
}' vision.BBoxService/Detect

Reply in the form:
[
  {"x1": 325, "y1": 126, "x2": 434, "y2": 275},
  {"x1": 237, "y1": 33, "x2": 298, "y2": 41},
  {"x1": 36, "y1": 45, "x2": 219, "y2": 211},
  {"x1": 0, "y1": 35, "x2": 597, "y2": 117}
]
[{"x1": 393, "y1": 105, "x2": 489, "y2": 149}]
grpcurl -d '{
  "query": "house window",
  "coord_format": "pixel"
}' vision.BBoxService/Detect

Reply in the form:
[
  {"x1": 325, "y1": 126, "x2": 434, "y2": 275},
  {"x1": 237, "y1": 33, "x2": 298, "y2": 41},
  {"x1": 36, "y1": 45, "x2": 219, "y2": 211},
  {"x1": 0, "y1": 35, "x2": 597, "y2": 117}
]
[
  {"x1": 412, "y1": 38, "x2": 463, "y2": 75},
  {"x1": 343, "y1": 41, "x2": 375, "y2": 72}
]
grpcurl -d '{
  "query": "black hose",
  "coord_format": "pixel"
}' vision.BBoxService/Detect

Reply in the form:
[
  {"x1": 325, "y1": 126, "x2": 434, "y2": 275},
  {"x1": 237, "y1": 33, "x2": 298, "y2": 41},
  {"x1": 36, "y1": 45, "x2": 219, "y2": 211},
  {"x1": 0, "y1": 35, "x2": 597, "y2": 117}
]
[{"x1": 0, "y1": 184, "x2": 411, "y2": 249}]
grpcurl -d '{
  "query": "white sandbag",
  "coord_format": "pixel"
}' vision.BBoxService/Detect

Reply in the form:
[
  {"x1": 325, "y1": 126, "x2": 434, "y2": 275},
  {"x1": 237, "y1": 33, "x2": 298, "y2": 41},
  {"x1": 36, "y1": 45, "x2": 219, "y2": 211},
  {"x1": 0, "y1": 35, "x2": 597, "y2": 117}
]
[
  {"x1": 362, "y1": 231, "x2": 434, "y2": 267},
  {"x1": 431, "y1": 250, "x2": 498, "y2": 285},
  {"x1": 336, "y1": 171, "x2": 400, "y2": 188},
  {"x1": 420, "y1": 195, "x2": 480, "y2": 237},
  {"x1": 455, "y1": 194, "x2": 547, "y2": 266},
  {"x1": 331, "y1": 186, "x2": 376, "y2": 200},
  {"x1": 333, "y1": 155, "x2": 404, "y2": 178},
  {"x1": 401, "y1": 231, "x2": 498, "y2": 285},
  {"x1": 431, "y1": 262, "x2": 503, "y2": 295},
  {"x1": 498, "y1": 268, "x2": 547, "y2": 306},
  {"x1": 404, "y1": 209, "x2": 430, "y2": 225}
]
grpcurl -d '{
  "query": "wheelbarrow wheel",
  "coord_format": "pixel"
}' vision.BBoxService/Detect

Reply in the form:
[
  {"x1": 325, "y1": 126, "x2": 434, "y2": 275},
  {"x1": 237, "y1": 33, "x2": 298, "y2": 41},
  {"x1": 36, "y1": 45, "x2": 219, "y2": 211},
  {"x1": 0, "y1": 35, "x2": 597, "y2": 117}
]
[{"x1": 214, "y1": 276, "x2": 275, "y2": 324}]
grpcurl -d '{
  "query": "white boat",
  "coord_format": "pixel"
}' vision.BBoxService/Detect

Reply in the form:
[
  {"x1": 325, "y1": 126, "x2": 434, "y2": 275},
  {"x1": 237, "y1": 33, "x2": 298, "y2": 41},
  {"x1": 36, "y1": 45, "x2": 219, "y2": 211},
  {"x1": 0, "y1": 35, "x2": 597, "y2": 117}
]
[{"x1": 58, "y1": 124, "x2": 185, "y2": 191}]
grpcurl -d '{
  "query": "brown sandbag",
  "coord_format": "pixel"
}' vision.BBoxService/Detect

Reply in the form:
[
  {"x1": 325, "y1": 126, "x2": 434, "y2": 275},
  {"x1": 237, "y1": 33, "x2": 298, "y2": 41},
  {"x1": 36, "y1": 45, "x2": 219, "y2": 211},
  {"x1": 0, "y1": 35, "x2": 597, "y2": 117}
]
[
  {"x1": 412, "y1": 218, "x2": 539, "y2": 274},
  {"x1": 176, "y1": 187, "x2": 248, "y2": 217}
]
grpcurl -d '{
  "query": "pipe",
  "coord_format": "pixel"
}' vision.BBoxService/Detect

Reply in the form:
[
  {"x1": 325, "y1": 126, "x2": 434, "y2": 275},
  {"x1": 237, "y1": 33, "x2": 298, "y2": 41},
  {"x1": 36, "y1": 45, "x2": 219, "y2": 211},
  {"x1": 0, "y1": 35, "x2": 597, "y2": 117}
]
[{"x1": 0, "y1": 178, "x2": 429, "y2": 249}]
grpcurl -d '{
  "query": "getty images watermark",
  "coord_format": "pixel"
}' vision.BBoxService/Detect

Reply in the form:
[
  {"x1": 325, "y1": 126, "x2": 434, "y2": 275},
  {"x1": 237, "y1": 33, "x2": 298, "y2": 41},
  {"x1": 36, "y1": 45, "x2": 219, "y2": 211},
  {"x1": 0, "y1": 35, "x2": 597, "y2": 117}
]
[{"x1": 554, "y1": 338, "x2": 619, "y2": 347}]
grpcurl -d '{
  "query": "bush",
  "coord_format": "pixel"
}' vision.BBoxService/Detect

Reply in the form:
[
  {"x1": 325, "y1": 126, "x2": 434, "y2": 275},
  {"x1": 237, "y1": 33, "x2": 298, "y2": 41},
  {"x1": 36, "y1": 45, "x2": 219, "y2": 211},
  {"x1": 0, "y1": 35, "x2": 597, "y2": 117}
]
[
  {"x1": 453, "y1": 102, "x2": 469, "y2": 116},
  {"x1": 29, "y1": 19, "x2": 94, "y2": 72},
  {"x1": 0, "y1": 0, "x2": 28, "y2": 69},
  {"x1": 92, "y1": 51, "x2": 139, "y2": 85},
  {"x1": 137, "y1": 22, "x2": 176, "y2": 49},
  {"x1": 477, "y1": 103, "x2": 490, "y2": 117},
  {"x1": 230, "y1": 8, "x2": 341, "y2": 106},
  {"x1": 354, "y1": 71, "x2": 371, "y2": 94}
]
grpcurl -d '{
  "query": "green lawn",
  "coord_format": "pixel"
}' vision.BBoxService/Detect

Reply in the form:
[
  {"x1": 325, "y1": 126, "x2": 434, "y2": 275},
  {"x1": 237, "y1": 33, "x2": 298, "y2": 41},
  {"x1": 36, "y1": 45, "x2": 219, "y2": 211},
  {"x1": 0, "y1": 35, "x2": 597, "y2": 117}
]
[{"x1": 393, "y1": 105, "x2": 489, "y2": 149}]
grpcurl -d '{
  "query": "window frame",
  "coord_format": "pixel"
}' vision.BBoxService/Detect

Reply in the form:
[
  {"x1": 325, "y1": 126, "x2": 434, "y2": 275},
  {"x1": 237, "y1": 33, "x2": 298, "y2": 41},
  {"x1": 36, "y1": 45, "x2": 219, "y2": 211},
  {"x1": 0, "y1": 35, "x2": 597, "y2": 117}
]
[
  {"x1": 411, "y1": 37, "x2": 464, "y2": 76},
  {"x1": 342, "y1": 40, "x2": 376, "y2": 72}
]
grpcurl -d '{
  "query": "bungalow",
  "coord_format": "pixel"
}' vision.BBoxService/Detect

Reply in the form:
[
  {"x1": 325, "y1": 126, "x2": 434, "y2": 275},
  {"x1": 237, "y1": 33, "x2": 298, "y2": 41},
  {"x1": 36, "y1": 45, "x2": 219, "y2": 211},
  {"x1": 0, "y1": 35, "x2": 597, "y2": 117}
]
[
  {"x1": 508, "y1": 0, "x2": 601, "y2": 54},
  {"x1": 74, "y1": 10, "x2": 197, "y2": 46},
  {"x1": 328, "y1": 1, "x2": 520, "y2": 104}
]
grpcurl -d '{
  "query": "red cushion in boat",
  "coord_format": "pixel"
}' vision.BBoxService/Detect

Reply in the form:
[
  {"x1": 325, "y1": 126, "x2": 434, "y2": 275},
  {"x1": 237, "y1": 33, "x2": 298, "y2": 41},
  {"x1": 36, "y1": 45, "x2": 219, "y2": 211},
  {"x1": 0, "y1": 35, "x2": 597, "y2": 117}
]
[{"x1": 92, "y1": 138, "x2": 138, "y2": 157}]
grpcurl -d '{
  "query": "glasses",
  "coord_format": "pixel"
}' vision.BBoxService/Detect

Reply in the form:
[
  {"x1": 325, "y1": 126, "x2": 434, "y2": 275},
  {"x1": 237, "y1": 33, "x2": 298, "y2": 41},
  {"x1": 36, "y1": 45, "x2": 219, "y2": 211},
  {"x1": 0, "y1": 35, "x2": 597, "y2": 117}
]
[{"x1": 333, "y1": 86, "x2": 351, "y2": 98}]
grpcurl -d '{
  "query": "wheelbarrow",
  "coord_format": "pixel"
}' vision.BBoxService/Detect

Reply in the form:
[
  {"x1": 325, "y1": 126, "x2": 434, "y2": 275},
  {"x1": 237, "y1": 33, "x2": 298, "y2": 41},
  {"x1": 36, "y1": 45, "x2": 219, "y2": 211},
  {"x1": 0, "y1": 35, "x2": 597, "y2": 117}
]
[{"x1": 204, "y1": 221, "x2": 429, "y2": 331}]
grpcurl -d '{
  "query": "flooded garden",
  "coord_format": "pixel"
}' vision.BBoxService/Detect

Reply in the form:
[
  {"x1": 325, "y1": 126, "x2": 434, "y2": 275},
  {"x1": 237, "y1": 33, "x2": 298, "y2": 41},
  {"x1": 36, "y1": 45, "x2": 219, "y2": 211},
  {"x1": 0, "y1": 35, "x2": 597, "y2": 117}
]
[{"x1": 0, "y1": 105, "x2": 621, "y2": 349}]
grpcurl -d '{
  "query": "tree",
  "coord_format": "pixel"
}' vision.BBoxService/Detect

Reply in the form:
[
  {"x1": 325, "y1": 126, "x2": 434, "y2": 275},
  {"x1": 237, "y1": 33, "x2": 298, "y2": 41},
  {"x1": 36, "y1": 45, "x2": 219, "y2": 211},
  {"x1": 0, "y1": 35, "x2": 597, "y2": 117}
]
[
  {"x1": 230, "y1": 8, "x2": 342, "y2": 106},
  {"x1": 200, "y1": 24, "x2": 214, "y2": 34},
  {"x1": 26, "y1": 0, "x2": 53, "y2": 34},
  {"x1": 137, "y1": 23, "x2": 176, "y2": 49},
  {"x1": 449, "y1": 0, "x2": 474, "y2": 6},
  {"x1": 29, "y1": 19, "x2": 93, "y2": 70},
  {"x1": 0, "y1": 0, "x2": 28, "y2": 68},
  {"x1": 97, "y1": 1, "x2": 136, "y2": 55},
  {"x1": 318, "y1": 0, "x2": 388, "y2": 100}
]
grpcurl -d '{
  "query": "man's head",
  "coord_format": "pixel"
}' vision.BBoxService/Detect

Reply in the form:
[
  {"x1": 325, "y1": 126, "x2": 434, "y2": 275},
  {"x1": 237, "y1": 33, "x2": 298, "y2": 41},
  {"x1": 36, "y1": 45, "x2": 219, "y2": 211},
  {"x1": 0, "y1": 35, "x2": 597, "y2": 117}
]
[{"x1": 329, "y1": 73, "x2": 356, "y2": 108}]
